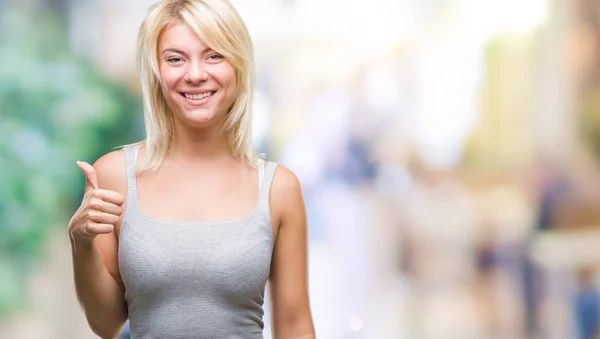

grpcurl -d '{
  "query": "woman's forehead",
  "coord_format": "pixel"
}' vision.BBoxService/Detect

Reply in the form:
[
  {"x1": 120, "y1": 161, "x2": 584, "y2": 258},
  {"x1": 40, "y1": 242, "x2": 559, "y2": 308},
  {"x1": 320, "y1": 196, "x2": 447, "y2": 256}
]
[{"x1": 159, "y1": 23, "x2": 210, "y2": 52}]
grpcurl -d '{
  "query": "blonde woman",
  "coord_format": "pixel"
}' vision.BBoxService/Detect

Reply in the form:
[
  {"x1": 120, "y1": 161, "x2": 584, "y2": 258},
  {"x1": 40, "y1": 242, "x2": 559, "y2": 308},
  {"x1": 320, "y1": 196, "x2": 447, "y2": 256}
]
[{"x1": 68, "y1": 0, "x2": 315, "y2": 338}]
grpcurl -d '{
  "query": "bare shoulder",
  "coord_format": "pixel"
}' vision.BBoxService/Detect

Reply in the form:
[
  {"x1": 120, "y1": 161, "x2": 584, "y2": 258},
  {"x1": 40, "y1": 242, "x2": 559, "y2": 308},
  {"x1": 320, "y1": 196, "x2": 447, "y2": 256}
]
[
  {"x1": 271, "y1": 165, "x2": 302, "y2": 199},
  {"x1": 93, "y1": 149, "x2": 127, "y2": 195},
  {"x1": 269, "y1": 164, "x2": 305, "y2": 223}
]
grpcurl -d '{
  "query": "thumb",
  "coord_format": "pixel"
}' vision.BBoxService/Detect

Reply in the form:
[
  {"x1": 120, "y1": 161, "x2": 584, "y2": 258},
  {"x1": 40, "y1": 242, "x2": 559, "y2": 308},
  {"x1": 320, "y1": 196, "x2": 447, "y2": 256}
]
[{"x1": 77, "y1": 161, "x2": 98, "y2": 191}]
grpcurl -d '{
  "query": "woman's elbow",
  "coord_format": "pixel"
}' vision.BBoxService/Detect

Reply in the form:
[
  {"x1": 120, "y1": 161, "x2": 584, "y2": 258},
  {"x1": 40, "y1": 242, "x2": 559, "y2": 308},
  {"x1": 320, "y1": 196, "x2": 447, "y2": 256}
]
[{"x1": 88, "y1": 317, "x2": 126, "y2": 339}]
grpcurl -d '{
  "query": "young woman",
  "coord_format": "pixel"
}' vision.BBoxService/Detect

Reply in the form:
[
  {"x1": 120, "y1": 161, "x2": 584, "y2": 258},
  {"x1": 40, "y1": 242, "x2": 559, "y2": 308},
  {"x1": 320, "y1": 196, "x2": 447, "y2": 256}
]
[{"x1": 68, "y1": 1, "x2": 315, "y2": 338}]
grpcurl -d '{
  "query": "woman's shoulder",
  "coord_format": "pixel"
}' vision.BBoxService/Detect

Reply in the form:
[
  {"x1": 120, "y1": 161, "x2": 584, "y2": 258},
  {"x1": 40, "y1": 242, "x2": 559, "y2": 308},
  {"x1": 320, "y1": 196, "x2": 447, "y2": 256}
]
[
  {"x1": 92, "y1": 148, "x2": 128, "y2": 193},
  {"x1": 269, "y1": 164, "x2": 304, "y2": 210},
  {"x1": 270, "y1": 164, "x2": 299, "y2": 192}
]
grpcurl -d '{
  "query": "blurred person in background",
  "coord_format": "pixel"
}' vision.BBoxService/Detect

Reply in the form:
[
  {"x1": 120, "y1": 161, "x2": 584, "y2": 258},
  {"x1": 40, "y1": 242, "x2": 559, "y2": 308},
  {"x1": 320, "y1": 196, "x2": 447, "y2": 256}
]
[
  {"x1": 524, "y1": 158, "x2": 571, "y2": 338},
  {"x1": 67, "y1": 0, "x2": 315, "y2": 338},
  {"x1": 573, "y1": 267, "x2": 600, "y2": 339}
]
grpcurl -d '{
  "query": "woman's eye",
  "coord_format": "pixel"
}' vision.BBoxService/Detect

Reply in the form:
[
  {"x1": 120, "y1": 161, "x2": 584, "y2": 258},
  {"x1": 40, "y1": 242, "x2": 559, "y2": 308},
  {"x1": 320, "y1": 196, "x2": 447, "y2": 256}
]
[
  {"x1": 167, "y1": 57, "x2": 183, "y2": 63},
  {"x1": 208, "y1": 54, "x2": 224, "y2": 61}
]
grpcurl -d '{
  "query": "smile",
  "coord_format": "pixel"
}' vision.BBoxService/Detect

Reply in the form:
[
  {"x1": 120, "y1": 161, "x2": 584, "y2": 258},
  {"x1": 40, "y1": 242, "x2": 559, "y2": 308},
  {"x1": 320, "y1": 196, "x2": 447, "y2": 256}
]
[{"x1": 181, "y1": 91, "x2": 216, "y2": 100}]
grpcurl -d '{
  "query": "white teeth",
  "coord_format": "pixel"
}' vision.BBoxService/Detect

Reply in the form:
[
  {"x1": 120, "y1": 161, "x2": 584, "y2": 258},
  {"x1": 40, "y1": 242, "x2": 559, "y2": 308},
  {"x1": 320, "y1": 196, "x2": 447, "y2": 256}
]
[{"x1": 185, "y1": 92, "x2": 213, "y2": 100}]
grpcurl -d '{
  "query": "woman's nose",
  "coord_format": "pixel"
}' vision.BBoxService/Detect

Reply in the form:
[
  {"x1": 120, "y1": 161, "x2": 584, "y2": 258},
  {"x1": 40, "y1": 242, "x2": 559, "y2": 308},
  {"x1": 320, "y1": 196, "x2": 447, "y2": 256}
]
[{"x1": 184, "y1": 61, "x2": 208, "y2": 84}]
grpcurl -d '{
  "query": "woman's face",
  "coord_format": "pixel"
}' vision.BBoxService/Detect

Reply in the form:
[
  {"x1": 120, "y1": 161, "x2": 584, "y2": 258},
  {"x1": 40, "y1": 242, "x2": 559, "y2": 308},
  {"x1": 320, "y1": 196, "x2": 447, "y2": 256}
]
[{"x1": 158, "y1": 22, "x2": 237, "y2": 128}]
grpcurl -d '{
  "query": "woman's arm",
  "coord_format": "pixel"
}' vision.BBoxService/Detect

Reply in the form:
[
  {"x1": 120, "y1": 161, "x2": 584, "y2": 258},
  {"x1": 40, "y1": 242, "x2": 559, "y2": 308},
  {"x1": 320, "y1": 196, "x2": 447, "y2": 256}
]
[
  {"x1": 70, "y1": 151, "x2": 128, "y2": 338},
  {"x1": 269, "y1": 166, "x2": 316, "y2": 339}
]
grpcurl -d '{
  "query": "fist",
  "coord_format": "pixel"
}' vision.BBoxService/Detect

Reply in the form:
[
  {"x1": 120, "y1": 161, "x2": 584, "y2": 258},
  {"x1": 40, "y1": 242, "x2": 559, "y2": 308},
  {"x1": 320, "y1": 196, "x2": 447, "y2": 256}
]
[{"x1": 69, "y1": 161, "x2": 124, "y2": 242}]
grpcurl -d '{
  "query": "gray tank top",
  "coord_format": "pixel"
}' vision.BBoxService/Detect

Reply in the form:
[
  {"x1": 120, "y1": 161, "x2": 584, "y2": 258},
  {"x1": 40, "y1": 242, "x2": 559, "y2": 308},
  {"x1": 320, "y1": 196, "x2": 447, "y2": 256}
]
[{"x1": 118, "y1": 145, "x2": 277, "y2": 339}]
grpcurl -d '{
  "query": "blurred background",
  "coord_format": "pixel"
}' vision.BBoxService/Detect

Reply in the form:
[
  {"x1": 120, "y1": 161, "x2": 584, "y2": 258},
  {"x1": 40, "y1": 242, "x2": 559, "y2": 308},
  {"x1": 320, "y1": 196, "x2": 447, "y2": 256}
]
[{"x1": 2, "y1": 0, "x2": 600, "y2": 338}]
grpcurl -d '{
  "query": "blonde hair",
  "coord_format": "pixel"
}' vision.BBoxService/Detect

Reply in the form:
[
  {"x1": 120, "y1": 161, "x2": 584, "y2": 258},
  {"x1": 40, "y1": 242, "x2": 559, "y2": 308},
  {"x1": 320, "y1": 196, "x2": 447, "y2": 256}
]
[{"x1": 134, "y1": 0, "x2": 256, "y2": 172}]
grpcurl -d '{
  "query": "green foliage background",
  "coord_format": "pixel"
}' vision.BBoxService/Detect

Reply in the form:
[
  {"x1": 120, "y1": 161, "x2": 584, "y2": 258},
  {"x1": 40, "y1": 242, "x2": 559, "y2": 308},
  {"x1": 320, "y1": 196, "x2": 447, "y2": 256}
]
[{"x1": 0, "y1": 3, "x2": 143, "y2": 318}]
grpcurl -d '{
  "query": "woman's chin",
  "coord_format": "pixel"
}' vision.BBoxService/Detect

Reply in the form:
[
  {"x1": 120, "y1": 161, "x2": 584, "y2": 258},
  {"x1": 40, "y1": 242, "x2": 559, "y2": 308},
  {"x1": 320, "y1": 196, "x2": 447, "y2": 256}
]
[{"x1": 182, "y1": 109, "x2": 218, "y2": 126}]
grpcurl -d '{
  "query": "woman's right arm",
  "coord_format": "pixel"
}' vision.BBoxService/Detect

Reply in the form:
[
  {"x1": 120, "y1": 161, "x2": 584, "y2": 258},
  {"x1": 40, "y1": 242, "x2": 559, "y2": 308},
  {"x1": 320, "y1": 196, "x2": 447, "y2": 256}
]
[{"x1": 69, "y1": 151, "x2": 128, "y2": 339}]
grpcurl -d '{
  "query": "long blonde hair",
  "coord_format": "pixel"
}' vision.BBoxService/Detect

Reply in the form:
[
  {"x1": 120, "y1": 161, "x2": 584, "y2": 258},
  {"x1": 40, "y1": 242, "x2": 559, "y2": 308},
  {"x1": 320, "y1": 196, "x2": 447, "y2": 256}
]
[{"x1": 134, "y1": 0, "x2": 256, "y2": 172}]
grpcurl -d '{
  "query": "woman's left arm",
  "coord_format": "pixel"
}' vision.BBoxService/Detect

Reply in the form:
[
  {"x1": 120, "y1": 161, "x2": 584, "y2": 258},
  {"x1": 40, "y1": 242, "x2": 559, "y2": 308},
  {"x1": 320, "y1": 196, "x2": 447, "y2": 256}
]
[{"x1": 269, "y1": 166, "x2": 316, "y2": 339}]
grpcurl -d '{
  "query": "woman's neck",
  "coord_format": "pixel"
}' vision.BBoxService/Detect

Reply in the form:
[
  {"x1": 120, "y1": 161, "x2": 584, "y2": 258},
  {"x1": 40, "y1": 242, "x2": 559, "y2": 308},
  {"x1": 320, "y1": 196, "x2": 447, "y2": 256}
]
[{"x1": 169, "y1": 121, "x2": 232, "y2": 164}]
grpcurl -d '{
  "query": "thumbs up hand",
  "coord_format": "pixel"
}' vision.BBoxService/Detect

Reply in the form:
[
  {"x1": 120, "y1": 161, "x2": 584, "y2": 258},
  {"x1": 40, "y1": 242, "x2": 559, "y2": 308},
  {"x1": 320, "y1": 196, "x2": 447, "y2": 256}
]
[{"x1": 68, "y1": 161, "x2": 125, "y2": 243}]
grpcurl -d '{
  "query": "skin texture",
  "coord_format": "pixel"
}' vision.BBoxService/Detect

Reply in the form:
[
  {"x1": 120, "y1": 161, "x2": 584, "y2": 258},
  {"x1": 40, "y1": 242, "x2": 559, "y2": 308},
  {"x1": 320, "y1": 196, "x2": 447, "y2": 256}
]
[{"x1": 70, "y1": 22, "x2": 315, "y2": 339}]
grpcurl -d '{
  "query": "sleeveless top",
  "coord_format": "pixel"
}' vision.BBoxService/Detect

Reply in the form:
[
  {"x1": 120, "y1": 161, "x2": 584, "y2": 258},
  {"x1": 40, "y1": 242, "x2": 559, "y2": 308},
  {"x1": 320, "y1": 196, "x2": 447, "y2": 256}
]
[{"x1": 118, "y1": 145, "x2": 277, "y2": 339}]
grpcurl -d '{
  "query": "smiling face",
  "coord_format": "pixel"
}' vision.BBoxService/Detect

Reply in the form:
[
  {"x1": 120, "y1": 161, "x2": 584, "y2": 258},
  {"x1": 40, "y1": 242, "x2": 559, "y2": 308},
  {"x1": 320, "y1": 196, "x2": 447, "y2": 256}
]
[{"x1": 158, "y1": 22, "x2": 237, "y2": 128}]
